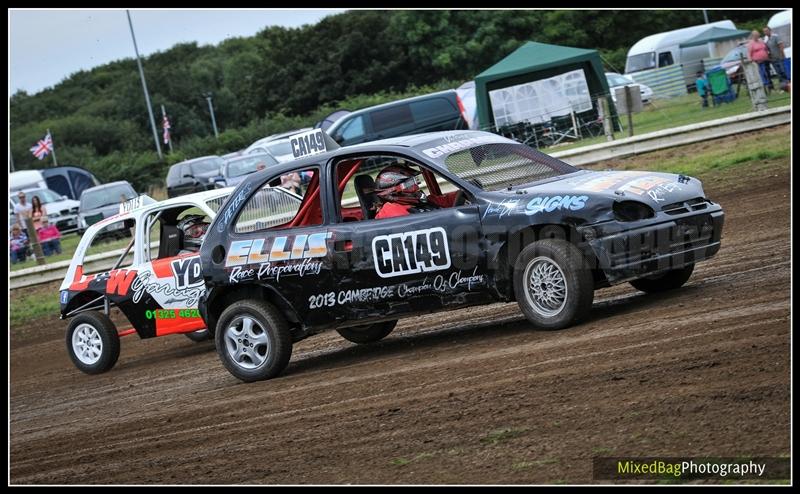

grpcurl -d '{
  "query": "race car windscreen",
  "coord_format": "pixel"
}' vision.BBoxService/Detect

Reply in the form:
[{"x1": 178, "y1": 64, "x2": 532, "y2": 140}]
[{"x1": 441, "y1": 142, "x2": 578, "y2": 191}]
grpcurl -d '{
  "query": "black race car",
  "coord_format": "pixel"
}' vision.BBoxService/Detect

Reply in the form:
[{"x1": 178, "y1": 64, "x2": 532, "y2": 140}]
[{"x1": 199, "y1": 129, "x2": 724, "y2": 382}]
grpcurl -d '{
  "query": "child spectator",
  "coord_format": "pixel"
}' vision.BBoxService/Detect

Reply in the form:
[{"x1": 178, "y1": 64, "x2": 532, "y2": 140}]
[
  {"x1": 37, "y1": 217, "x2": 62, "y2": 256},
  {"x1": 9, "y1": 224, "x2": 30, "y2": 264},
  {"x1": 696, "y1": 71, "x2": 709, "y2": 108}
]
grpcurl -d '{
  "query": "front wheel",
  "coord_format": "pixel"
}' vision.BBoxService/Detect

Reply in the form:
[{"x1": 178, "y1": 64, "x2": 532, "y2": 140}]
[
  {"x1": 215, "y1": 299, "x2": 293, "y2": 382},
  {"x1": 66, "y1": 311, "x2": 121, "y2": 374},
  {"x1": 630, "y1": 264, "x2": 695, "y2": 293},
  {"x1": 514, "y1": 239, "x2": 594, "y2": 330},
  {"x1": 337, "y1": 320, "x2": 397, "y2": 344}
]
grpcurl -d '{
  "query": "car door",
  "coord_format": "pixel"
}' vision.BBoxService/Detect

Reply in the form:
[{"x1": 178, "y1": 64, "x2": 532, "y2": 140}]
[
  {"x1": 223, "y1": 165, "x2": 340, "y2": 328},
  {"x1": 326, "y1": 156, "x2": 490, "y2": 324}
]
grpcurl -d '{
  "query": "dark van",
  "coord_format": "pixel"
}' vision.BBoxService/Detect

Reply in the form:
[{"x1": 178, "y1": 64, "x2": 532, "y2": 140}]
[
  {"x1": 40, "y1": 166, "x2": 101, "y2": 201},
  {"x1": 326, "y1": 89, "x2": 469, "y2": 147}
]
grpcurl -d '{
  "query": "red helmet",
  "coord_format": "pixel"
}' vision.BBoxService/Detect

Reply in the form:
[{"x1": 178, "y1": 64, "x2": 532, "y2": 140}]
[{"x1": 374, "y1": 165, "x2": 423, "y2": 205}]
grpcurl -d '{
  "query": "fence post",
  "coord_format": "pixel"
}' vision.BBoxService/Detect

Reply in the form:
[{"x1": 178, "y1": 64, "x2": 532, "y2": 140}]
[
  {"x1": 598, "y1": 97, "x2": 614, "y2": 142},
  {"x1": 624, "y1": 85, "x2": 634, "y2": 137},
  {"x1": 743, "y1": 60, "x2": 769, "y2": 111},
  {"x1": 24, "y1": 217, "x2": 47, "y2": 266}
]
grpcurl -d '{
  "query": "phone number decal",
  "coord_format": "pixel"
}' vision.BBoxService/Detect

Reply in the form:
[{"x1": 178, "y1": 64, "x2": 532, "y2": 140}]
[{"x1": 144, "y1": 309, "x2": 201, "y2": 319}]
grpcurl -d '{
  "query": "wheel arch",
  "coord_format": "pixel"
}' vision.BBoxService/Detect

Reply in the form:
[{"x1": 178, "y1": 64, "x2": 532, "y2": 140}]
[
  {"x1": 204, "y1": 283, "x2": 301, "y2": 337},
  {"x1": 62, "y1": 290, "x2": 106, "y2": 318},
  {"x1": 490, "y1": 223, "x2": 606, "y2": 300}
]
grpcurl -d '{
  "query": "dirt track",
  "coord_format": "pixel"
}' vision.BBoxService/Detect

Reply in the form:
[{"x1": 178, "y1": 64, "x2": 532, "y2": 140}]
[{"x1": 10, "y1": 128, "x2": 790, "y2": 484}]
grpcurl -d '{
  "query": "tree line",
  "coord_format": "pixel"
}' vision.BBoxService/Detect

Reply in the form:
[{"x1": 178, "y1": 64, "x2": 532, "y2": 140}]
[{"x1": 10, "y1": 9, "x2": 775, "y2": 191}]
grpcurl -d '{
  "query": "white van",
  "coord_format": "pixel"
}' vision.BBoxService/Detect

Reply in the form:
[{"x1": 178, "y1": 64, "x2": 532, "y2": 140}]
[
  {"x1": 10, "y1": 170, "x2": 48, "y2": 192},
  {"x1": 625, "y1": 20, "x2": 737, "y2": 88}
]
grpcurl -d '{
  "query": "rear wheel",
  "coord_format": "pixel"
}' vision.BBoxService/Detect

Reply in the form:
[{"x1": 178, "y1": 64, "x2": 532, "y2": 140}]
[
  {"x1": 215, "y1": 299, "x2": 292, "y2": 382},
  {"x1": 184, "y1": 329, "x2": 212, "y2": 342},
  {"x1": 66, "y1": 311, "x2": 120, "y2": 374},
  {"x1": 630, "y1": 264, "x2": 694, "y2": 293},
  {"x1": 337, "y1": 320, "x2": 397, "y2": 344},
  {"x1": 514, "y1": 239, "x2": 594, "y2": 330}
]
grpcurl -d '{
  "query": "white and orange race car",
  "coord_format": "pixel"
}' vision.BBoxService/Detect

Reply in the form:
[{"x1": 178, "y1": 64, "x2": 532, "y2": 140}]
[{"x1": 58, "y1": 188, "x2": 243, "y2": 374}]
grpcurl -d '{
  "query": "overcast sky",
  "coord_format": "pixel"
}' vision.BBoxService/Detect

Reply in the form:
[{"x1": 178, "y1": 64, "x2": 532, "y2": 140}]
[{"x1": 9, "y1": 9, "x2": 346, "y2": 96}]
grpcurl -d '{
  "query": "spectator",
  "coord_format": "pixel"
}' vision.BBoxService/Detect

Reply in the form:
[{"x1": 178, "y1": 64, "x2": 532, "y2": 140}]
[
  {"x1": 763, "y1": 26, "x2": 788, "y2": 89},
  {"x1": 30, "y1": 195, "x2": 47, "y2": 230},
  {"x1": 280, "y1": 172, "x2": 302, "y2": 195},
  {"x1": 696, "y1": 71, "x2": 709, "y2": 108},
  {"x1": 37, "y1": 217, "x2": 62, "y2": 256},
  {"x1": 747, "y1": 30, "x2": 773, "y2": 91},
  {"x1": 13, "y1": 191, "x2": 32, "y2": 231},
  {"x1": 9, "y1": 224, "x2": 29, "y2": 264}
]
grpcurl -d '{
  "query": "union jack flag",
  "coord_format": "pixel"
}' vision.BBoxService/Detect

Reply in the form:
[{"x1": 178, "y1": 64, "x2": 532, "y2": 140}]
[
  {"x1": 162, "y1": 115, "x2": 171, "y2": 144},
  {"x1": 30, "y1": 132, "x2": 53, "y2": 160}
]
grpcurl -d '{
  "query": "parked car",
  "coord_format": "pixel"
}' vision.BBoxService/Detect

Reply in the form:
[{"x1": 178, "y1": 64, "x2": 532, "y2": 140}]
[
  {"x1": 325, "y1": 89, "x2": 470, "y2": 147},
  {"x1": 166, "y1": 156, "x2": 225, "y2": 198},
  {"x1": 314, "y1": 110, "x2": 351, "y2": 132},
  {"x1": 217, "y1": 153, "x2": 279, "y2": 188},
  {"x1": 9, "y1": 187, "x2": 80, "y2": 234},
  {"x1": 77, "y1": 181, "x2": 138, "y2": 235},
  {"x1": 40, "y1": 166, "x2": 101, "y2": 201},
  {"x1": 198, "y1": 129, "x2": 724, "y2": 382},
  {"x1": 244, "y1": 128, "x2": 314, "y2": 161},
  {"x1": 58, "y1": 188, "x2": 236, "y2": 374},
  {"x1": 714, "y1": 44, "x2": 748, "y2": 84},
  {"x1": 606, "y1": 72, "x2": 654, "y2": 105}
]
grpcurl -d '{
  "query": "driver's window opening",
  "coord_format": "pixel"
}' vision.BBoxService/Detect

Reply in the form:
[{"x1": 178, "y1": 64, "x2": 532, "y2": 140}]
[
  {"x1": 145, "y1": 206, "x2": 213, "y2": 262},
  {"x1": 336, "y1": 155, "x2": 469, "y2": 222},
  {"x1": 233, "y1": 167, "x2": 319, "y2": 233}
]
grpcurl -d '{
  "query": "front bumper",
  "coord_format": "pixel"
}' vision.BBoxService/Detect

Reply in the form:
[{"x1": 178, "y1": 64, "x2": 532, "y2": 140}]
[
  {"x1": 581, "y1": 207, "x2": 724, "y2": 285},
  {"x1": 55, "y1": 215, "x2": 79, "y2": 233}
]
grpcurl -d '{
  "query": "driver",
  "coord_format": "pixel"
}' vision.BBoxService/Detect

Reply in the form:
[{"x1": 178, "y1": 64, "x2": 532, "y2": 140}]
[
  {"x1": 373, "y1": 164, "x2": 460, "y2": 219},
  {"x1": 177, "y1": 214, "x2": 210, "y2": 254}
]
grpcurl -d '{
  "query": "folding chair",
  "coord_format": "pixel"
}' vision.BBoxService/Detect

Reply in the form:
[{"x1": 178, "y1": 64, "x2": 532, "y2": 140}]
[{"x1": 706, "y1": 68, "x2": 737, "y2": 106}]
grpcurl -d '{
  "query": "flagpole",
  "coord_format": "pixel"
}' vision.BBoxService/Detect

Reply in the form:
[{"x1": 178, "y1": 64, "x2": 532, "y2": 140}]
[
  {"x1": 127, "y1": 10, "x2": 163, "y2": 161},
  {"x1": 161, "y1": 104, "x2": 173, "y2": 153},
  {"x1": 47, "y1": 128, "x2": 59, "y2": 167}
]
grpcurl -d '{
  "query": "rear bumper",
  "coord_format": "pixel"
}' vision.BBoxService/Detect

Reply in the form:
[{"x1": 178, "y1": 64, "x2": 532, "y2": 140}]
[{"x1": 582, "y1": 208, "x2": 724, "y2": 285}]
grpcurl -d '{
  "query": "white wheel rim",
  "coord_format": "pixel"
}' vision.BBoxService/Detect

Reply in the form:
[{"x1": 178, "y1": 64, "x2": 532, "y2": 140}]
[
  {"x1": 524, "y1": 256, "x2": 569, "y2": 318},
  {"x1": 224, "y1": 315, "x2": 271, "y2": 370},
  {"x1": 72, "y1": 324, "x2": 103, "y2": 365}
]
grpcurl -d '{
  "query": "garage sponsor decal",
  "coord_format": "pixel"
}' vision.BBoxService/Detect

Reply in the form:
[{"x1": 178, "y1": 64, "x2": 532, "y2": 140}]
[
  {"x1": 525, "y1": 195, "x2": 588, "y2": 215},
  {"x1": 105, "y1": 269, "x2": 138, "y2": 296},
  {"x1": 171, "y1": 257, "x2": 203, "y2": 289},
  {"x1": 226, "y1": 232, "x2": 332, "y2": 283},
  {"x1": 290, "y1": 129, "x2": 328, "y2": 159},
  {"x1": 372, "y1": 227, "x2": 451, "y2": 279}
]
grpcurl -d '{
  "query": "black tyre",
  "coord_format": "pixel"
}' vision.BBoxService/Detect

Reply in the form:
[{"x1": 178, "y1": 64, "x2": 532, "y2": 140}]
[
  {"x1": 337, "y1": 320, "x2": 397, "y2": 344},
  {"x1": 184, "y1": 329, "x2": 212, "y2": 342},
  {"x1": 630, "y1": 264, "x2": 695, "y2": 293},
  {"x1": 215, "y1": 299, "x2": 292, "y2": 382},
  {"x1": 66, "y1": 311, "x2": 121, "y2": 374},
  {"x1": 513, "y1": 239, "x2": 594, "y2": 330}
]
